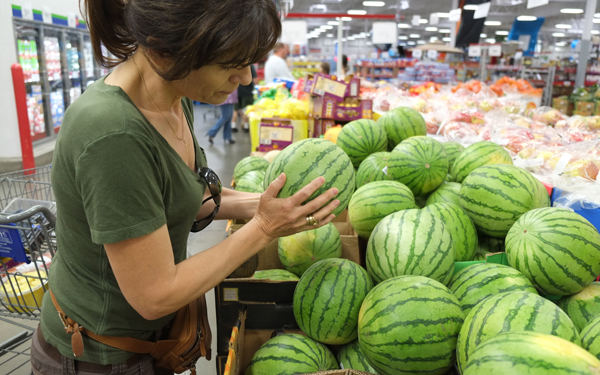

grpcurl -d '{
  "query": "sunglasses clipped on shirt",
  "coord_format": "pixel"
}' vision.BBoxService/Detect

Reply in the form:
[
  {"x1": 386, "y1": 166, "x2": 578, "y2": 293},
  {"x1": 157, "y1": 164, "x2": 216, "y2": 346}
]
[{"x1": 191, "y1": 167, "x2": 222, "y2": 232}]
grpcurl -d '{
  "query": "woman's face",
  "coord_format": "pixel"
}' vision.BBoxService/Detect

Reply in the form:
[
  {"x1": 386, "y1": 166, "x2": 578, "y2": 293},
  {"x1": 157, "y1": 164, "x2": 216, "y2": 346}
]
[{"x1": 176, "y1": 65, "x2": 253, "y2": 105}]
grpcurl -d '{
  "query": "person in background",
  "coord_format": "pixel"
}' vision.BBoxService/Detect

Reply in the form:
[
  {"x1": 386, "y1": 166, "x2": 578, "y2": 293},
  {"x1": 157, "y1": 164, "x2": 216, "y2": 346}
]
[
  {"x1": 264, "y1": 42, "x2": 295, "y2": 83},
  {"x1": 232, "y1": 64, "x2": 257, "y2": 133},
  {"x1": 207, "y1": 90, "x2": 237, "y2": 144},
  {"x1": 320, "y1": 61, "x2": 330, "y2": 75},
  {"x1": 340, "y1": 54, "x2": 353, "y2": 79}
]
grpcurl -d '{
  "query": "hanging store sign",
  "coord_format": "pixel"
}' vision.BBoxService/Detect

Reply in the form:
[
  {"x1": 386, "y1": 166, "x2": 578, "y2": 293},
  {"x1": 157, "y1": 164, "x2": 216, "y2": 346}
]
[
  {"x1": 468, "y1": 45, "x2": 482, "y2": 57},
  {"x1": 474, "y1": 2, "x2": 490, "y2": 19},
  {"x1": 281, "y1": 20, "x2": 307, "y2": 45},
  {"x1": 527, "y1": 0, "x2": 549, "y2": 9},
  {"x1": 372, "y1": 22, "x2": 398, "y2": 44}
]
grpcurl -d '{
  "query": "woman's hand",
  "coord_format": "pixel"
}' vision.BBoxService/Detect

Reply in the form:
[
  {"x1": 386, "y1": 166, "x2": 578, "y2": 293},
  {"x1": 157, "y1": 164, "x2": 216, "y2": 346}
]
[{"x1": 252, "y1": 173, "x2": 340, "y2": 241}]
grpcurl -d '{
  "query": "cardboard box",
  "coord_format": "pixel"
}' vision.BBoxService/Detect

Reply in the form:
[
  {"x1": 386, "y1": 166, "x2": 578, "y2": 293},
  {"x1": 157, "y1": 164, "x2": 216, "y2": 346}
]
[
  {"x1": 344, "y1": 77, "x2": 361, "y2": 98},
  {"x1": 310, "y1": 118, "x2": 339, "y2": 138},
  {"x1": 552, "y1": 97, "x2": 573, "y2": 116},
  {"x1": 257, "y1": 118, "x2": 294, "y2": 152},
  {"x1": 216, "y1": 216, "x2": 361, "y2": 356},
  {"x1": 311, "y1": 74, "x2": 349, "y2": 102},
  {"x1": 313, "y1": 96, "x2": 373, "y2": 122},
  {"x1": 574, "y1": 101, "x2": 595, "y2": 116}
]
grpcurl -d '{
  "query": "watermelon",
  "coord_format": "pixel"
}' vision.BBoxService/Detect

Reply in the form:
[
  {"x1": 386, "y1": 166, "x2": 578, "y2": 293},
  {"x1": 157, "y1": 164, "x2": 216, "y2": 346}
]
[
  {"x1": 459, "y1": 164, "x2": 550, "y2": 238},
  {"x1": 506, "y1": 207, "x2": 600, "y2": 296},
  {"x1": 348, "y1": 180, "x2": 417, "y2": 239},
  {"x1": 233, "y1": 156, "x2": 269, "y2": 182},
  {"x1": 263, "y1": 150, "x2": 281, "y2": 163},
  {"x1": 450, "y1": 141, "x2": 513, "y2": 183},
  {"x1": 463, "y1": 331, "x2": 600, "y2": 375},
  {"x1": 423, "y1": 202, "x2": 478, "y2": 261},
  {"x1": 366, "y1": 209, "x2": 455, "y2": 285},
  {"x1": 245, "y1": 333, "x2": 339, "y2": 375},
  {"x1": 252, "y1": 269, "x2": 300, "y2": 281},
  {"x1": 559, "y1": 282, "x2": 600, "y2": 331},
  {"x1": 358, "y1": 275, "x2": 464, "y2": 375},
  {"x1": 456, "y1": 291, "x2": 580, "y2": 373},
  {"x1": 388, "y1": 136, "x2": 448, "y2": 197},
  {"x1": 278, "y1": 222, "x2": 342, "y2": 276},
  {"x1": 377, "y1": 107, "x2": 427, "y2": 149},
  {"x1": 263, "y1": 138, "x2": 355, "y2": 216},
  {"x1": 234, "y1": 170, "x2": 265, "y2": 193},
  {"x1": 442, "y1": 142, "x2": 465, "y2": 171},
  {"x1": 355, "y1": 152, "x2": 392, "y2": 188},
  {"x1": 294, "y1": 259, "x2": 373, "y2": 345},
  {"x1": 581, "y1": 315, "x2": 600, "y2": 360},
  {"x1": 425, "y1": 182, "x2": 461, "y2": 207},
  {"x1": 337, "y1": 340, "x2": 379, "y2": 373},
  {"x1": 448, "y1": 263, "x2": 538, "y2": 315},
  {"x1": 336, "y1": 119, "x2": 388, "y2": 168}
]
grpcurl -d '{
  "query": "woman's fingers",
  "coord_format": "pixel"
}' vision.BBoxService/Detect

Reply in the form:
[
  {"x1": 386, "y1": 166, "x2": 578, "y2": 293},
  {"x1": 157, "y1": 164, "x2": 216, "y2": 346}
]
[
  {"x1": 301, "y1": 187, "x2": 339, "y2": 215},
  {"x1": 289, "y1": 176, "x2": 325, "y2": 206},
  {"x1": 263, "y1": 173, "x2": 286, "y2": 199},
  {"x1": 307, "y1": 198, "x2": 340, "y2": 224}
]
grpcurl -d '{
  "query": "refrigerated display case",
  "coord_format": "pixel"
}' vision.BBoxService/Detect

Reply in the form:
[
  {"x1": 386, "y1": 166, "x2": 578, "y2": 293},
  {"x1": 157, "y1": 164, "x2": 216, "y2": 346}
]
[
  {"x1": 43, "y1": 31, "x2": 65, "y2": 132},
  {"x1": 65, "y1": 33, "x2": 83, "y2": 104}
]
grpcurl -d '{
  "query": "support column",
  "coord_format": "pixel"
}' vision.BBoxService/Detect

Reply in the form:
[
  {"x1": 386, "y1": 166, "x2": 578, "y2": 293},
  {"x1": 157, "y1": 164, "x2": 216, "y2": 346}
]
[
  {"x1": 575, "y1": 0, "x2": 597, "y2": 88},
  {"x1": 450, "y1": 0, "x2": 459, "y2": 47},
  {"x1": 337, "y1": 19, "x2": 344, "y2": 75}
]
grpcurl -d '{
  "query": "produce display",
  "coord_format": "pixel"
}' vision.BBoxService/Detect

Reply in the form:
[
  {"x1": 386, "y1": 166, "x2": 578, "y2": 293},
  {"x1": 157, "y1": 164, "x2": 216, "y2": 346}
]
[
  {"x1": 422, "y1": 202, "x2": 478, "y2": 261},
  {"x1": 377, "y1": 106, "x2": 427, "y2": 149},
  {"x1": 278, "y1": 222, "x2": 342, "y2": 277},
  {"x1": 355, "y1": 152, "x2": 392, "y2": 188},
  {"x1": 449, "y1": 141, "x2": 512, "y2": 183}
]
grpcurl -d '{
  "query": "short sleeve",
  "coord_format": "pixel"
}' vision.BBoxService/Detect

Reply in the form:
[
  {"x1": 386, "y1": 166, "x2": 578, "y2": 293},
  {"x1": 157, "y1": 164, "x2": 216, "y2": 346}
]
[{"x1": 76, "y1": 133, "x2": 166, "y2": 245}]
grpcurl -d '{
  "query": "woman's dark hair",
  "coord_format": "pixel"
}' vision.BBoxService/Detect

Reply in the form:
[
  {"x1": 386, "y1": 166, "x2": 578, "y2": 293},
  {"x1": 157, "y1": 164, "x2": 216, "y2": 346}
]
[
  {"x1": 342, "y1": 55, "x2": 349, "y2": 69},
  {"x1": 320, "y1": 62, "x2": 330, "y2": 75},
  {"x1": 82, "y1": 0, "x2": 282, "y2": 81}
]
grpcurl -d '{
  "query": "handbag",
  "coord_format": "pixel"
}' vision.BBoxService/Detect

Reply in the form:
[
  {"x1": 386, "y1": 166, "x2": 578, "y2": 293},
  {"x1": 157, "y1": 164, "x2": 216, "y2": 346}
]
[{"x1": 49, "y1": 288, "x2": 211, "y2": 374}]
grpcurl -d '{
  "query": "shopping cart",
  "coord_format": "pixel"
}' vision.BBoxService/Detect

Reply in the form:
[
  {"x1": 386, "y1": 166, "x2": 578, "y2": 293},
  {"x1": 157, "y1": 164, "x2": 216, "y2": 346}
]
[{"x1": 0, "y1": 165, "x2": 55, "y2": 374}]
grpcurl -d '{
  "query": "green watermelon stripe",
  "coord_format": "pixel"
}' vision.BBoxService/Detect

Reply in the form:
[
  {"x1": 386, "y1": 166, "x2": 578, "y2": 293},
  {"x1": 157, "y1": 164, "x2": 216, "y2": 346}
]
[
  {"x1": 464, "y1": 293, "x2": 505, "y2": 359},
  {"x1": 460, "y1": 197, "x2": 522, "y2": 217},
  {"x1": 361, "y1": 329, "x2": 459, "y2": 347},
  {"x1": 524, "y1": 293, "x2": 545, "y2": 330},
  {"x1": 524, "y1": 235, "x2": 592, "y2": 282},
  {"x1": 406, "y1": 211, "x2": 436, "y2": 275},
  {"x1": 327, "y1": 266, "x2": 359, "y2": 339},
  {"x1": 465, "y1": 354, "x2": 586, "y2": 373},
  {"x1": 249, "y1": 341, "x2": 321, "y2": 367},
  {"x1": 435, "y1": 204, "x2": 471, "y2": 254},
  {"x1": 367, "y1": 222, "x2": 387, "y2": 282},
  {"x1": 461, "y1": 284, "x2": 535, "y2": 311},
  {"x1": 317, "y1": 264, "x2": 347, "y2": 337},
  {"x1": 298, "y1": 261, "x2": 331, "y2": 337},
  {"x1": 365, "y1": 314, "x2": 464, "y2": 336},
  {"x1": 462, "y1": 182, "x2": 528, "y2": 211},
  {"x1": 582, "y1": 318, "x2": 600, "y2": 348}
]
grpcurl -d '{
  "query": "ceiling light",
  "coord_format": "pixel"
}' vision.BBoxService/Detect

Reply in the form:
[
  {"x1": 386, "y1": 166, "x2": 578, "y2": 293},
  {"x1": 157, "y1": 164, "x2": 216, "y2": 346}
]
[
  {"x1": 556, "y1": 24, "x2": 572, "y2": 29},
  {"x1": 321, "y1": 25, "x2": 333, "y2": 30},
  {"x1": 409, "y1": 34, "x2": 420, "y2": 38},
  {"x1": 443, "y1": 37, "x2": 451, "y2": 41},
  {"x1": 594, "y1": 19, "x2": 600, "y2": 24},
  {"x1": 328, "y1": 21, "x2": 339, "y2": 26},
  {"x1": 417, "y1": 40, "x2": 426, "y2": 44},
  {"x1": 398, "y1": 35, "x2": 408, "y2": 40},
  {"x1": 560, "y1": 8, "x2": 584, "y2": 14},
  {"x1": 348, "y1": 10, "x2": 367, "y2": 15},
  {"x1": 341, "y1": 17, "x2": 352, "y2": 21},
  {"x1": 408, "y1": 41, "x2": 416, "y2": 45},
  {"x1": 437, "y1": 12, "x2": 450, "y2": 18},
  {"x1": 326, "y1": 33, "x2": 334, "y2": 37},
  {"x1": 439, "y1": 28, "x2": 451, "y2": 33},
  {"x1": 363, "y1": 1, "x2": 385, "y2": 6},
  {"x1": 342, "y1": 38, "x2": 347, "y2": 42},
  {"x1": 348, "y1": 36, "x2": 356, "y2": 40},
  {"x1": 398, "y1": 23, "x2": 410, "y2": 28},
  {"x1": 426, "y1": 27, "x2": 438, "y2": 31},
  {"x1": 419, "y1": 19, "x2": 428, "y2": 24},
  {"x1": 517, "y1": 15, "x2": 537, "y2": 21},
  {"x1": 596, "y1": 13, "x2": 600, "y2": 17},
  {"x1": 430, "y1": 36, "x2": 438, "y2": 42},
  {"x1": 484, "y1": 21, "x2": 502, "y2": 26},
  {"x1": 552, "y1": 32, "x2": 565, "y2": 37},
  {"x1": 555, "y1": 41, "x2": 567, "y2": 46},
  {"x1": 495, "y1": 31, "x2": 509, "y2": 35},
  {"x1": 367, "y1": 41, "x2": 372, "y2": 45},
  {"x1": 593, "y1": 30, "x2": 600, "y2": 34},
  {"x1": 480, "y1": 33, "x2": 487, "y2": 38},
  {"x1": 464, "y1": 5, "x2": 478, "y2": 10},
  {"x1": 485, "y1": 38, "x2": 496, "y2": 43}
]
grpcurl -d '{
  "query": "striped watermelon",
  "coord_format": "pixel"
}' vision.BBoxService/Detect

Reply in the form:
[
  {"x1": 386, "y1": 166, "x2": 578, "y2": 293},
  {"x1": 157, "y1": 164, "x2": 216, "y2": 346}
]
[
  {"x1": 366, "y1": 209, "x2": 455, "y2": 285},
  {"x1": 456, "y1": 291, "x2": 580, "y2": 373},
  {"x1": 355, "y1": 152, "x2": 392, "y2": 188},
  {"x1": 506, "y1": 207, "x2": 600, "y2": 296},
  {"x1": 245, "y1": 333, "x2": 339, "y2": 375},
  {"x1": 423, "y1": 202, "x2": 478, "y2": 261},
  {"x1": 233, "y1": 156, "x2": 269, "y2": 182},
  {"x1": 463, "y1": 331, "x2": 600, "y2": 375},
  {"x1": 459, "y1": 164, "x2": 550, "y2": 238},
  {"x1": 263, "y1": 138, "x2": 355, "y2": 216},
  {"x1": 293, "y1": 259, "x2": 373, "y2": 345},
  {"x1": 442, "y1": 142, "x2": 465, "y2": 171},
  {"x1": 450, "y1": 141, "x2": 513, "y2": 183},
  {"x1": 581, "y1": 315, "x2": 600, "y2": 360},
  {"x1": 252, "y1": 269, "x2": 300, "y2": 281},
  {"x1": 337, "y1": 340, "x2": 379, "y2": 374},
  {"x1": 425, "y1": 182, "x2": 461, "y2": 207},
  {"x1": 377, "y1": 107, "x2": 427, "y2": 149},
  {"x1": 348, "y1": 180, "x2": 417, "y2": 239},
  {"x1": 336, "y1": 119, "x2": 388, "y2": 168},
  {"x1": 358, "y1": 275, "x2": 464, "y2": 375},
  {"x1": 559, "y1": 282, "x2": 600, "y2": 331},
  {"x1": 388, "y1": 136, "x2": 448, "y2": 197},
  {"x1": 234, "y1": 170, "x2": 265, "y2": 193},
  {"x1": 278, "y1": 222, "x2": 342, "y2": 276},
  {"x1": 448, "y1": 263, "x2": 538, "y2": 315}
]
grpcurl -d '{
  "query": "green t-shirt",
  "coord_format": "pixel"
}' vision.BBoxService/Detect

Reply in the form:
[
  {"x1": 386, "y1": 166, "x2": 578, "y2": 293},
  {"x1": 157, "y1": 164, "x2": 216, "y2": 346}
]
[{"x1": 40, "y1": 77, "x2": 208, "y2": 365}]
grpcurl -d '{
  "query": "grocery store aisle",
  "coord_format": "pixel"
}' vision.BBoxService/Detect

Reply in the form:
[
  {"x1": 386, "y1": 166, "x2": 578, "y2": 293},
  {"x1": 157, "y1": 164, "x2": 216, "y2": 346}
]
[{"x1": 0, "y1": 104, "x2": 251, "y2": 375}]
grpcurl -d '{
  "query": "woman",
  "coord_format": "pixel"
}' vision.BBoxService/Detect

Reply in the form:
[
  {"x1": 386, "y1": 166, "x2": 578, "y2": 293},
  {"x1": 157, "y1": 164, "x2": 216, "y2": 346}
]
[
  {"x1": 207, "y1": 90, "x2": 237, "y2": 145},
  {"x1": 32, "y1": 0, "x2": 340, "y2": 374}
]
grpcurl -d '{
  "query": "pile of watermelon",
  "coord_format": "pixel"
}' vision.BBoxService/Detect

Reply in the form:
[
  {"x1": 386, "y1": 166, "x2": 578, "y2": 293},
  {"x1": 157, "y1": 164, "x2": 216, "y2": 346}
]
[{"x1": 245, "y1": 107, "x2": 600, "y2": 375}]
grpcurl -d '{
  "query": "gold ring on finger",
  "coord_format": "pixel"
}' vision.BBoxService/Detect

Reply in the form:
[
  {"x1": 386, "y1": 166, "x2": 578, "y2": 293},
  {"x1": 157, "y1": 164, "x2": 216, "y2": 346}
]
[{"x1": 306, "y1": 215, "x2": 319, "y2": 226}]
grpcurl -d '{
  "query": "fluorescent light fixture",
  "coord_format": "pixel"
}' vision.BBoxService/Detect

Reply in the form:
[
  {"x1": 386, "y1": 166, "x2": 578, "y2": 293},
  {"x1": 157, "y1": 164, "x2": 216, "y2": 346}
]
[
  {"x1": 419, "y1": 19, "x2": 428, "y2": 24},
  {"x1": 348, "y1": 36, "x2": 356, "y2": 40},
  {"x1": 554, "y1": 47, "x2": 561, "y2": 51},
  {"x1": 439, "y1": 28, "x2": 451, "y2": 33},
  {"x1": 464, "y1": 5, "x2": 478, "y2": 10},
  {"x1": 555, "y1": 42, "x2": 567, "y2": 46},
  {"x1": 560, "y1": 8, "x2": 583, "y2": 14},
  {"x1": 517, "y1": 15, "x2": 537, "y2": 21},
  {"x1": 342, "y1": 38, "x2": 347, "y2": 42},
  {"x1": 367, "y1": 41, "x2": 372, "y2": 45},
  {"x1": 408, "y1": 41, "x2": 416, "y2": 45},
  {"x1": 321, "y1": 25, "x2": 333, "y2": 30},
  {"x1": 430, "y1": 36, "x2": 438, "y2": 42},
  {"x1": 326, "y1": 33, "x2": 334, "y2": 37},
  {"x1": 398, "y1": 35, "x2": 408, "y2": 40},
  {"x1": 495, "y1": 31, "x2": 509, "y2": 35},
  {"x1": 328, "y1": 21, "x2": 339, "y2": 25},
  {"x1": 409, "y1": 34, "x2": 420, "y2": 38},
  {"x1": 360, "y1": 32, "x2": 367, "y2": 37},
  {"x1": 484, "y1": 21, "x2": 502, "y2": 26},
  {"x1": 593, "y1": 30, "x2": 600, "y2": 34},
  {"x1": 417, "y1": 40, "x2": 426, "y2": 44},
  {"x1": 348, "y1": 10, "x2": 367, "y2": 15},
  {"x1": 485, "y1": 38, "x2": 496, "y2": 43},
  {"x1": 594, "y1": 19, "x2": 600, "y2": 24},
  {"x1": 596, "y1": 13, "x2": 600, "y2": 17},
  {"x1": 552, "y1": 32, "x2": 565, "y2": 37},
  {"x1": 398, "y1": 23, "x2": 410, "y2": 28},
  {"x1": 480, "y1": 33, "x2": 487, "y2": 38},
  {"x1": 425, "y1": 27, "x2": 438, "y2": 31},
  {"x1": 437, "y1": 12, "x2": 450, "y2": 18},
  {"x1": 363, "y1": 1, "x2": 385, "y2": 6},
  {"x1": 443, "y1": 37, "x2": 451, "y2": 41},
  {"x1": 556, "y1": 24, "x2": 572, "y2": 29},
  {"x1": 341, "y1": 17, "x2": 352, "y2": 21}
]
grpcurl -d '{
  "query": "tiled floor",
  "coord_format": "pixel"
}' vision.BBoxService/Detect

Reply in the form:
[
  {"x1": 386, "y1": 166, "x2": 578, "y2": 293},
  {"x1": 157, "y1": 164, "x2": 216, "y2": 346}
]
[{"x1": 0, "y1": 104, "x2": 252, "y2": 375}]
